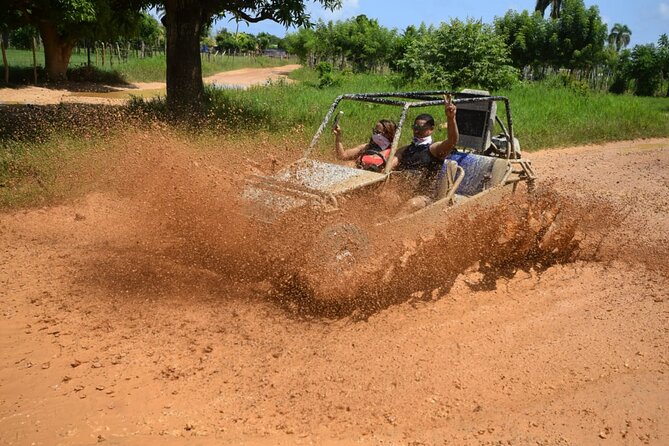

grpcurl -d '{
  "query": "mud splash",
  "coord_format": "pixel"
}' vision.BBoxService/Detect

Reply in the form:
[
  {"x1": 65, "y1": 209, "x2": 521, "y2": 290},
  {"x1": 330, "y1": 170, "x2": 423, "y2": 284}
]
[
  {"x1": 70, "y1": 131, "x2": 658, "y2": 322},
  {"x1": 270, "y1": 185, "x2": 622, "y2": 318}
]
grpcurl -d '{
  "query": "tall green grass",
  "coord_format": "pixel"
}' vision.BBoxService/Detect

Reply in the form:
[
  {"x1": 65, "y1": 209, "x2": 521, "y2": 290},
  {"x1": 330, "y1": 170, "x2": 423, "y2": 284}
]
[{"x1": 202, "y1": 68, "x2": 669, "y2": 151}]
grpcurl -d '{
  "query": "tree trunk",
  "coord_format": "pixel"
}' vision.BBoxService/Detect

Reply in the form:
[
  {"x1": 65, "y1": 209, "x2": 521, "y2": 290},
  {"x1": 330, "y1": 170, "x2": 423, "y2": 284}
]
[
  {"x1": 1, "y1": 34, "x2": 8, "y2": 84},
  {"x1": 32, "y1": 36, "x2": 38, "y2": 84},
  {"x1": 38, "y1": 22, "x2": 74, "y2": 81},
  {"x1": 164, "y1": 0, "x2": 207, "y2": 114}
]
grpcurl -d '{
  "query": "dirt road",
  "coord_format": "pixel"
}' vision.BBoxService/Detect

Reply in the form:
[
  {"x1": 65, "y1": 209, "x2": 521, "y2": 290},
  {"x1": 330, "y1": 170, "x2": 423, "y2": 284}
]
[
  {"x1": 0, "y1": 64, "x2": 301, "y2": 105},
  {"x1": 0, "y1": 136, "x2": 667, "y2": 445}
]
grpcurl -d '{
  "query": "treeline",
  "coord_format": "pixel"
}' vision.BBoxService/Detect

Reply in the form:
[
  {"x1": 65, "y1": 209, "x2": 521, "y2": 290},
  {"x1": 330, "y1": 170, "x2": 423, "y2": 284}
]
[
  {"x1": 282, "y1": 0, "x2": 669, "y2": 96},
  {"x1": 3, "y1": 12, "x2": 164, "y2": 57},
  {"x1": 205, "y1": 29, "x2": 285, "y2": 56}
]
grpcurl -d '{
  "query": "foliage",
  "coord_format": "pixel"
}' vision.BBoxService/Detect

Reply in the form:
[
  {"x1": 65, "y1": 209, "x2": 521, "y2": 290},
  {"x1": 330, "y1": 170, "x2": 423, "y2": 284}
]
[
  {"x1": 608, "y1": 49, "x2": 631, "y2": 94},
  {"x1": 8, "y1": 25, "x2": 39, "y2": 49},
  {"x1": 137, "y1": 12, "x2": 164, "y2": 46},
  {"x1": 496, "y1": 0, "x2": 607, "y2": 75},
  {"x1": 215, "y1": 28, "x2": 259, "y2": 53},
  {"x1": 396, "y1": 19, "x2": 518, "y2": 91},
  {"x1": 314, "y1": 61, "x2": 340, "y2": 88},
  {"x1": 1, "y1": 0, "x2": 147, "y2": 79},
  {"x1": 608, "y1": 23, "x2": 631, "y2": 52},
  {"x1": 629, "y1": 44, "x2": 662, "y2": 96},
  {"x1": 284, "y1": 15, "x2": 396, "y2": 72}
]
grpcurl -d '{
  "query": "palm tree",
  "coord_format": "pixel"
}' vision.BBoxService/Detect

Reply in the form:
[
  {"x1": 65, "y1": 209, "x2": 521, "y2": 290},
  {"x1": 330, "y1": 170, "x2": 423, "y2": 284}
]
[
  {"x1": 608, "y1": 23, "x2": 632, "y2": 52},
  {"x1": 535, "y1": 0, "x2": 563, "y2": 19}
]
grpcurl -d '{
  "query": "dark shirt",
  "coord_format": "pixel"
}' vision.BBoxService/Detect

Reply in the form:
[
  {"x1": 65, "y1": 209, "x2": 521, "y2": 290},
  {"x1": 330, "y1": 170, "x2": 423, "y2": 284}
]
[{"x1": 397, "y1": 141, "x2": 444, "y2": 194}]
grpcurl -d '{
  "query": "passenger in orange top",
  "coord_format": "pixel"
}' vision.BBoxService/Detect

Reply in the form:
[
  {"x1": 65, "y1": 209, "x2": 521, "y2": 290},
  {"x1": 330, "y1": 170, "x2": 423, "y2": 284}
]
[{"x1": 332, "y1": 119, "x2": 397, "y2": 173}]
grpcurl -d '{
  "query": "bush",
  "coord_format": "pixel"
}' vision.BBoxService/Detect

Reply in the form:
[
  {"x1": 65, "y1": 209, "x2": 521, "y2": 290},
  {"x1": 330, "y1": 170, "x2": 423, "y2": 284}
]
[
  {"x1": 544, "y1": 73, "x2": 591, "y2": 96},
  {"x1": 396, "y1": 19, "x2": 519, "y2": 91},
  {"x1": 315, "y1": 62, "x2": 341, "y2": 88}
]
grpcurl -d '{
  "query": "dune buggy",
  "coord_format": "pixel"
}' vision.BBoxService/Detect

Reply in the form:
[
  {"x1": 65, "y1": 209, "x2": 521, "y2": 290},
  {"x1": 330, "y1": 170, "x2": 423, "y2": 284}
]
[{"x1": 240, "y1": 90, "x2": 538, "y2": 301}]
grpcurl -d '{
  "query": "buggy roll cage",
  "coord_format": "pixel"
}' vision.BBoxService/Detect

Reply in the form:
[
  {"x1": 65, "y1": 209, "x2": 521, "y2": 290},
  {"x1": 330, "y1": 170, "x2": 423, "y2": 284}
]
[{"x1": 304, "y1": 91, "x2": 519, "y2": 175}]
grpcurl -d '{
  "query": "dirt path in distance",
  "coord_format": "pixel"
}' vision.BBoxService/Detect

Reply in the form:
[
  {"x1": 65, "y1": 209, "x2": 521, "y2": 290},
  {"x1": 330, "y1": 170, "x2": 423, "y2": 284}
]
[
  {"x1": 0, "y1": 64, "x2": 302, "y2": 105},
  {"x1": 0, "y1": 136, "x2": 667, "y2": 445}
]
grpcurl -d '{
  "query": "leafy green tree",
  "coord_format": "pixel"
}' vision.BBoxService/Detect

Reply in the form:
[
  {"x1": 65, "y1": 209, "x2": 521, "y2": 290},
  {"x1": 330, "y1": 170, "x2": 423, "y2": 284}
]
[
  {"x1": 608, "y1": 23, "x2": 631, "y2": 52},
  {"x1": 657, "y1": 33, "x2": 669, "y2": 96},
  {"x1": 498, "y1": 0, "x2": 606, "y2": 77},
  {"x1": 607, "y1": 48, "x2": 631, "y2": 94},
  {"x1": 137, "y1": 11, "x2": 164, "y2": 47},
  {"x1": 154, "y1": 0, "x2": 341, "y2": 113},
  {"x1": 283, "y1": 27, "x2": 316, "y2": 65},
  {"x1": 0, "y1": 0, "x2": 144, "y2": 80},
  {"x1": 397, "y1": 19, "x2": 518, "y2": 91},
  {"x1": 495, "y1": 10, "x2": 549, "y2": 74},
  {"x1": 629, "y1": 44, "x2": 662, "y2": 96},
  {"x1": 551, "y1": 0, "x2": 607, "y2": 70},
  {"x1": 8, "y1": 25, "x2": 39, "y2": 50},
  {"x1": 256, "y1": 31, "x2": 281, "y2": 51}
]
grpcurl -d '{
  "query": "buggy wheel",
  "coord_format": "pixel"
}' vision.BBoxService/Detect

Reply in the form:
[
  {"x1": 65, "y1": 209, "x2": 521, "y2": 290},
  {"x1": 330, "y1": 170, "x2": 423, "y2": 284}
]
[{"x1": 301, "y1": 222, "x2": 373, "y2": 301}]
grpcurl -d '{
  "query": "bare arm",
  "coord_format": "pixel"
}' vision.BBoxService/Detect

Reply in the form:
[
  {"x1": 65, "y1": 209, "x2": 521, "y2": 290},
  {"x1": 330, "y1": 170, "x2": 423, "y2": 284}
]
[
  {"x1": 333, "y1": 125, "x2": 368, "y2": 160},
  {"x1": 430, "y1": 96, "x2": 459, "y2": 159}
]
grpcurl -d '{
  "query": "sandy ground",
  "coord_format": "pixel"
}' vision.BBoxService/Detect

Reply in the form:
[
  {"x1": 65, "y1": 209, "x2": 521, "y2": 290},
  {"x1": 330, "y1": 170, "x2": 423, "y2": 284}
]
[
  {"x1": 0, "y1": 130, "x2": 668, "y2": 446},
  {"x1": 0, "y1": 64, "x2": 301, "y2": 105}
]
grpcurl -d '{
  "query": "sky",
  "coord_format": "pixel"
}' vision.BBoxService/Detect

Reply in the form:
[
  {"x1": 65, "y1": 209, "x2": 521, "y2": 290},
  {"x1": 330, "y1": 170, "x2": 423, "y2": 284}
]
[{"x1": 216, "y1": 0, "x2": 669, "y2": 46}]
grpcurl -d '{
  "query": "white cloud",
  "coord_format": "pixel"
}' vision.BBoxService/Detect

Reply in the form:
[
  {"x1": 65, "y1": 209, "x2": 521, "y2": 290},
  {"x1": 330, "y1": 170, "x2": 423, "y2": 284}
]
[
  {"x1": 660, "y1": 2, "x2": 669, "y2": 20},
  {"x1": 310, "y1": 0, "x2": 361, "y2": 22}
]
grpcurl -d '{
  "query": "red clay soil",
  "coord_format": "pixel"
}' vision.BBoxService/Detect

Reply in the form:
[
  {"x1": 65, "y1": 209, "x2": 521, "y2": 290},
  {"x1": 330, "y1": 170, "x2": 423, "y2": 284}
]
[{"x1": 0, "y1": 135, "x2": 667, "y2": 445}]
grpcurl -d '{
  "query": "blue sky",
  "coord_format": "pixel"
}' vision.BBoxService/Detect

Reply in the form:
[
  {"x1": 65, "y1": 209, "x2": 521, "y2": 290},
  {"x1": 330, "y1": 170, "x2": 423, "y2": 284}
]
[{"x1": 216, "y1": 0, "x2": 668, "y2": 46}]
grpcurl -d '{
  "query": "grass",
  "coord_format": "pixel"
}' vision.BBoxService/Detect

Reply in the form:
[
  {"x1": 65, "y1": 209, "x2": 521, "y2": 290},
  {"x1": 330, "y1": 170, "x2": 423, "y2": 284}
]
[
  {"x1": 498, "y1": 83, "x2": 669, "y2": 149},
  {"x1": 1, "y1": 68, "x2": 668, "y2": 210},
  {"x1": 2, "y1": 48, "x2": 297, "y2": 83},
  {"x1": 200, "y1": 68, "x2": 669, "y2": 152},
  {"x1": 0, "y1": 134, "x2": 101, "y2": 208}
]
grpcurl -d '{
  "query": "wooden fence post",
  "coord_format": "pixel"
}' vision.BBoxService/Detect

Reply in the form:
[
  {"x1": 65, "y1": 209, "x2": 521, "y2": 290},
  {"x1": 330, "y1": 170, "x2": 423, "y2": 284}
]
[
  {"x1": 32, "y1": 36, "x2": 38, "y2": 84},
  {"x1": 1, "y1": 35, "x2": 8, "y2": 84}
]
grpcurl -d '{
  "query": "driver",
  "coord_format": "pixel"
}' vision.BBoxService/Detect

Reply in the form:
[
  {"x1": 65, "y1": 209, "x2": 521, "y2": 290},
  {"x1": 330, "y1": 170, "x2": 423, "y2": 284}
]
[
  {"x1": 389, "y1": 95, "x2": 459, "y2": 191},
  {"x1": 389, "y1": 95, "x2": 459, "y2": 211}
]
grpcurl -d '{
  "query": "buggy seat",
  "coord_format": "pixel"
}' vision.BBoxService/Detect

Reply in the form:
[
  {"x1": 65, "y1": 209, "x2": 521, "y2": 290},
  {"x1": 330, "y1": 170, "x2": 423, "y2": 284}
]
[{"x1": 443, "y1": 152, "x2": 509, "y2": 197}]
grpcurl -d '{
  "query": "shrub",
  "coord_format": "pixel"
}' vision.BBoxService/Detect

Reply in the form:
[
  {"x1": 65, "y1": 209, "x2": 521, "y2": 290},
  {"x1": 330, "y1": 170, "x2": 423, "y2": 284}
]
[{"x1": 396, "y1": 19, "x2": 519, "y2": 91}]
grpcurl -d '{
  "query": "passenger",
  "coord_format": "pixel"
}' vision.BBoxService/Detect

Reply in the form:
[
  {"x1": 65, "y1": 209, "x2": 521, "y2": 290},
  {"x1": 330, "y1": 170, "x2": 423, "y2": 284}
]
[
  {"x1": 389, "y1": 95, "x2": 459, "y2": 210},
  {"x1": 332, "y1": 119, "x2": 397, "y2": 172}
]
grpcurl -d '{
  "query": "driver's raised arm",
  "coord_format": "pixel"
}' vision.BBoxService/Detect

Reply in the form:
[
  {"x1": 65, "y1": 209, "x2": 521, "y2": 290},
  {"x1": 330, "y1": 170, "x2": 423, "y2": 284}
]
[{"x1": 430, "y1": 96, "x2": 459, "y2": 159}]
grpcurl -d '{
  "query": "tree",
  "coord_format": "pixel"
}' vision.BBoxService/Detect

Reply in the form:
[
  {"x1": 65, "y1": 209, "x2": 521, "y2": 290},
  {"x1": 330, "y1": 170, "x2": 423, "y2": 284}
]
[
  {"x1": 629, "y1": 44, "x2": 662, "y2": 96},
  {"x1": 396, "y1": 19, "x2": 518, "y2": 91},
  {"x1": 157, "y1": 0, "x2": 341, "y2": 113},
  {"x1": 535, "y1": 0, "x2": 563, "y2": 19},
  {"x1": 1, "y1": 0, "x2": 145, "y2": 80},
  {"x1": 608, "y1": 23, "x2": 631, "y2": 52},
  {"x1": 659, "y1": 34, "x2": 669, "y2": 96},
  {"x1": 495, "y1": 10, "x2": 549, "y2": 75},
  {"x1": 136, "y1": 11, "x2": 164, "y2": 47}
]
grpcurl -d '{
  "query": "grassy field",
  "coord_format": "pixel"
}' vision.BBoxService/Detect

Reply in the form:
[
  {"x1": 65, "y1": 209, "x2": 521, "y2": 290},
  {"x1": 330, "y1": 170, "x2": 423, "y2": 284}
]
[
  {"x1": 3, "y1": 48, "x2": 297, "y2": 83},
  {"x1": 1, "y1": 67, "x2": 668, "y2": 209},
  {"x1": 204, "y1": 68, "x2": 669, "y2": 152}
]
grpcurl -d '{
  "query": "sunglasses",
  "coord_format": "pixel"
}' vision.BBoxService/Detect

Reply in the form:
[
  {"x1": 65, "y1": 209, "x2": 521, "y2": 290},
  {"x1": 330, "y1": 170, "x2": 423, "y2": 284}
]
[{"x1": 412, "y1": 124, "x2": 432, "y2": 131}]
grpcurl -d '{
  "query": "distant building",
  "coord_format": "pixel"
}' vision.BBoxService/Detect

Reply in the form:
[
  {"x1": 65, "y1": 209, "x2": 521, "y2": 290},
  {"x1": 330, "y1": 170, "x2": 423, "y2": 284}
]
[{"x1": 263, "y1": 48, "x2": 287, "y2": 58}]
